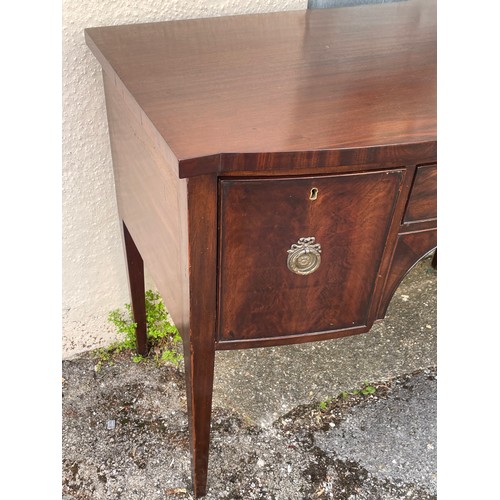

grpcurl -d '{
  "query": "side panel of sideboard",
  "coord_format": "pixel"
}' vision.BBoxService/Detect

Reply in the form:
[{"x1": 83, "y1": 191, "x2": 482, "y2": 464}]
[
  {"x1": 103, "y1": 72, "x2": 190, "y2": 336},
  {"x1": 104, "y1": 72, "x2": 219, "y2": 497}
]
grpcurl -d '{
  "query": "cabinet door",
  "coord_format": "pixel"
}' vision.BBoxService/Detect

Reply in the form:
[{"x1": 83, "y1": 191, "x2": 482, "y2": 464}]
[{"x1": 218, "y1": 169, "x2": 404, "y2": 343}]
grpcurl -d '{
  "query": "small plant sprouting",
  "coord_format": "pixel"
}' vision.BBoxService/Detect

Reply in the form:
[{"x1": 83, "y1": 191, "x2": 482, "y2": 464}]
[
  {"x1": 107, "y1": 303, "x2": 137, "y2": 352},
  {"x1": 360, "y1": 384, "x2": 376, "y2": 395},
  {"x1": 94, "y1": 290, "x2": 182, "y2": 371},
  {"x1": 350, "y1": 382, "x2": 377, "y2": 399},
  {"x1": 316, "y1": 382, "x2": 377, "y2": 411},
  {"x1": 349, "y1": 382, "x2": 377, "y2": 397},
  {"x1": 318, "y1": 397, "x2": 332, "y2": 411}
]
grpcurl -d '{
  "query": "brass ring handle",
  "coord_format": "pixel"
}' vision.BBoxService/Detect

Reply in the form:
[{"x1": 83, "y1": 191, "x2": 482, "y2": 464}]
[{"x1": 287, "y1": 237, "x2": 322, "y2": 275}]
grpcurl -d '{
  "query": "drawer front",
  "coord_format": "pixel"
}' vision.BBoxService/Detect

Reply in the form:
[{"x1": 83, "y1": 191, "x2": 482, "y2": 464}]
[
  {"x1": 218, "y1": 169, "x2": 404, "y2": 342},
  {"x1": 403, "y1": 164, "x2": 437, "y2": 223}
]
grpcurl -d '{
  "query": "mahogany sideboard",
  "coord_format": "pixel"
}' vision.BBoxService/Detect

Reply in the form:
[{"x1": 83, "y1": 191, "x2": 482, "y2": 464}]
[{"x1": 85, "y1": 0, "x2": 436, "y2": 495}]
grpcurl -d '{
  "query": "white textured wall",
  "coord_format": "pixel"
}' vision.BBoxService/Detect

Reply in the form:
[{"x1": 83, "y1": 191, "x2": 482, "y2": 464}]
[{"x1": 62, "y1": 0, "x2": 306, "y2": 358}]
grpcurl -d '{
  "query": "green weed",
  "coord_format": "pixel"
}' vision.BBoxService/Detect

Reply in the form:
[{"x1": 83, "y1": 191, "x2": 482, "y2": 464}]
[
  {"x1": 318, "y1": 397, "x2": 332, "y2": 411},
  {"x1": 94, "y1": 290, "x2": 182, "y2": 371},
  {"x1": 317, "y1": 382, "x2": 377, "y2": 411}
]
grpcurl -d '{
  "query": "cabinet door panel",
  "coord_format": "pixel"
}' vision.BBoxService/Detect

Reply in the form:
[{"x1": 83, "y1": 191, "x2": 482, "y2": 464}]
[{"x1": 218, "y1": 170, "x2": 404, "y2": 342}]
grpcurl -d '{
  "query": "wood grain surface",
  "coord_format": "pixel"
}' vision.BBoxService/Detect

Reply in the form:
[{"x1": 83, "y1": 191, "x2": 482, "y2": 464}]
[
  {"x1": 85, "y1": 0, "x2": 436, "y2": 177},
  {"x1": 122, "y1": 223, "x2": 148, "y2": 356},
  {"x1": 103, "y1": 72, "x2": 190, "y2": 336},
  {"x1": 377, "y1": 229, "x2": 437, "y2": 319},
  {"x1": 183, "y1": 175, "x2": 218, "y2": 498},
  {"x1": 218, "y1": 170, "x2": 404, "y2": 343},
  {"x1": 403, "y1": 164, "x2": 437, "y2": 223},
  {"x1": 87, "y1": 3, "x2": 437, "y2": 496}
]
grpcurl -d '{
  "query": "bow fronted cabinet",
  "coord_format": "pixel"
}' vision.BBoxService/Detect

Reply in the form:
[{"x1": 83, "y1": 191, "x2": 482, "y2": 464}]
[{"x1": 85, "y1": 0, "x2": 436, "y2": 495}]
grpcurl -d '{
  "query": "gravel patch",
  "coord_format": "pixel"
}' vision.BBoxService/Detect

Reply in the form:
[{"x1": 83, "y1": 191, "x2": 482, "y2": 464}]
[
  {"x1": 314, "y1": 368, "x2": 437, "y2": 497},
  {"x1": 63, "y1": 358, "x2": 436, "y2": 499}
]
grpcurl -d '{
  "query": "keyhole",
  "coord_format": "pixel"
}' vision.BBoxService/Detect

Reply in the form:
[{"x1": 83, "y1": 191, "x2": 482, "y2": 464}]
[{"x1": 310, "y1": 187, "x2": 318, "y2": 201}]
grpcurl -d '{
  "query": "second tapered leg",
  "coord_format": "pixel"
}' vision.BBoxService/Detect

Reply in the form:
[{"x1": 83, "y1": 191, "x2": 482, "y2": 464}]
[{"x1": 122, "y1": 222, "x2": 149, "y2": 356}]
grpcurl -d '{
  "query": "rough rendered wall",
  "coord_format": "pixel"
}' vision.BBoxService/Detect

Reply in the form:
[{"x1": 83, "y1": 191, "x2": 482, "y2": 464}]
[{"x1": 62, "y1": 0, "x2": 306, "y2": 358}]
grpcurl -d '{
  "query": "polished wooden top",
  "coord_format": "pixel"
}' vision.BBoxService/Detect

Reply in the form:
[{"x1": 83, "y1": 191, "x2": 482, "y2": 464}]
[{"x1": 85, "y1": 0, "x2": 435, "y2": 177}]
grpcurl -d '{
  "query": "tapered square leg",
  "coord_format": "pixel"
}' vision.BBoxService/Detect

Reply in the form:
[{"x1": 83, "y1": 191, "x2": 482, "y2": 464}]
[
  {"x1": 122, "y1": 222, "x2": 148, "y2": 356},
  {"x1": 184, "y1": 174, "x2": 218, "y2": 497},
  {"x1": 182, "y1": 336, "x2": 215, "y2": 497}
]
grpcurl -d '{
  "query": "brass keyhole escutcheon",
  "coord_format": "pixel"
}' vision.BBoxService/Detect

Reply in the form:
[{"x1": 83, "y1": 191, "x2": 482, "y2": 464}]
[
  {"x1": 287, "y1": 237, "x2": 322, "y2": 275},
  {"x1": 310, "y1": 187, "x2": 318, "y2": 201}
]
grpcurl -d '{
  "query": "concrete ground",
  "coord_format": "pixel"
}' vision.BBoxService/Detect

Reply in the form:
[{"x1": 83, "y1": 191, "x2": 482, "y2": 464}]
[{"x1": 62, "y1": 255, "x2": 436, "y2": 499}]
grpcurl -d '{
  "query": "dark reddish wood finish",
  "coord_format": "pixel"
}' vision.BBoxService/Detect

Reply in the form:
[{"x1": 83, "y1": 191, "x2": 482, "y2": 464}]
[
  {"x1": 364, "y1": 165, "x2": 417, "y2": 326},
  {"x1": 103, "y1": 72, "x2": 190, "y2": 334},
  {"x1": 403, "y1": 164, "x2": 437, "y2": 223},
  {"x1": 183, "y1": 175, "x2": 218, "y2": 498},
  {"x1": 218, "y1": 170, "x2": 403, "y2": 344},
  {"x1": 85, "y1": 0, "x2": 435, "y2": 177},
  {"x1": 180, "y1": 142, "x2": 437, "y2": 179},
  {"x1": 85, "y1": 1, "x2": 436, "y2": 497},
  {"x1": 377, "y1": 229, "x2": 437, "y2": 319},
  {"x1": 122, "y1": 223, "x2": 148, "y2": 356},
  {"x1": 103, "y1": 68, "x2": 218, "y2": 498},
  {"x1": 399, "y1": 218, "x2": 437, "y2": 234}
]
